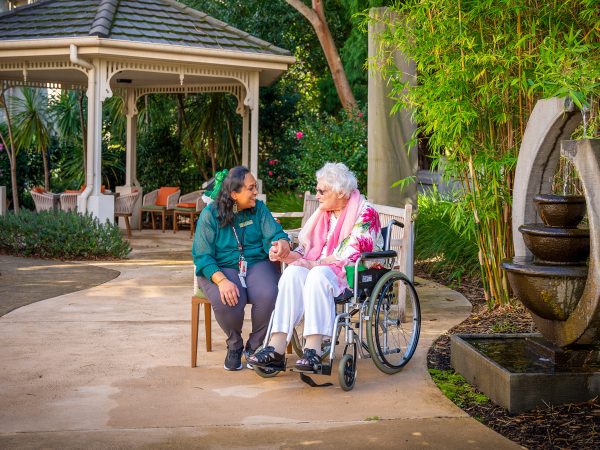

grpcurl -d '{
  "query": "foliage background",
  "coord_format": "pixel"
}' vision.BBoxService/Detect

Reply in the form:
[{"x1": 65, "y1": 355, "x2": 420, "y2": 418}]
[{"x1": 371, "y1": 0, "x2": 599, "y2": 305}]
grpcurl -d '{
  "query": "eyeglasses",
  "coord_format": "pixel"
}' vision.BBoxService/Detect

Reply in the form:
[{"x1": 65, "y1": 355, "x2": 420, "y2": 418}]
[{"x1": 315, "y1": 188, "x2": 329, "y2": 195}]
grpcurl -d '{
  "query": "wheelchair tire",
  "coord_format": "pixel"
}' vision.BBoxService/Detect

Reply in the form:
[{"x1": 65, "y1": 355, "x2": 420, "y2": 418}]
[
  {"x1": 366, "y1": 271, "x2": 421, "y2": 374},
  {"x1": 338, "y1": 354, "x2": 356, "y2": 391},
  {"x1": 252, "y1": 345, "x2": 283, "y2": 378},
  {"x1": 254, "y1": 365, "x2": 281, "y2": 378},
  {"x1": 291, "y1": 319, "x2": 332, "y2": 360},
  {"x1": 291, "y1": 319, "x2": 305, "y2": 358}
]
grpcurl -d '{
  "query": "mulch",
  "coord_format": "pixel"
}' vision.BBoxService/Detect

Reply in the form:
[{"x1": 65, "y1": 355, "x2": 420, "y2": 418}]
[{"x1": 419, "y1": 266, "x2": 600, "y2": 449}]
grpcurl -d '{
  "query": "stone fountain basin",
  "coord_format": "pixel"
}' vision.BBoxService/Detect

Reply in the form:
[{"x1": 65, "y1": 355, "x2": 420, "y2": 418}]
[
  {"x1": 501, "y1": 258, "x2": 587, "y2": 321},
  {"x1": 519, "y1": 224, "x2": 590, "y2": 263},
  {"x1": 534, "y1": 194, "x2": 586, "y2": 228}
]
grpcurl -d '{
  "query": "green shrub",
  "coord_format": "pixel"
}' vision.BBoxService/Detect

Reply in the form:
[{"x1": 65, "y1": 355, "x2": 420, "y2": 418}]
[
  {"x1": 288, "y1": 110, "x2": 367, "y2": 193},
  {"x1": 415, "y1": 188, "x2": 479, "y2": 284},
  {"x1": 0, "y1": 209, "x2": 130, "y2": 259},
  {"x1": 266, "y1": 191, "x2": 304, "y2": 230}
]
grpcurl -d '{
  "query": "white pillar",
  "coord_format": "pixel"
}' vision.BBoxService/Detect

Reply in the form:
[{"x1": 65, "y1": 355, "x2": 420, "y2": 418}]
[
  {"x1": 125, "y1": 88, "x2": 138, "y2": 187},
  {"x1": 116, "y1": 88, "x2": 143, "y2": 229},
  {"x1": 84, "y1": 59, "x2": 113, "y2": 224},
  {"x1": 249, "y1": 72, "x2": 259, "y2": 178},
  {"x1": 242, "y1": 106, "x2": 249, "y2": 167}
]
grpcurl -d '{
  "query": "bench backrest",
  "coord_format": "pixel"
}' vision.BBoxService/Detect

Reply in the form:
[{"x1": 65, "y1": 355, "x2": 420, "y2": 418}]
[
  {"x1": 301, "y1": 192, "x2": 319, "y2": 227},
  {"x1": 371, "y1": 202, "x2": 414, "y2": 281}
]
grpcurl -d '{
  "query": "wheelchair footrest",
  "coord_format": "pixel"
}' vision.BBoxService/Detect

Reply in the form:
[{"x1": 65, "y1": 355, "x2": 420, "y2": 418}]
[{"x1": 289, "y1": 364, "x2": 332, "y2": 376}]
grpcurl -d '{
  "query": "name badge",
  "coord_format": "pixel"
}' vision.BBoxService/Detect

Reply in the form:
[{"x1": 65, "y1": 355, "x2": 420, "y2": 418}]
[
  {"x1": 238, "y1": 259, "x2": 248, "y2": 288},
  {"x1": 239, "y1": 220, "x2": 253, "y2": 228}
]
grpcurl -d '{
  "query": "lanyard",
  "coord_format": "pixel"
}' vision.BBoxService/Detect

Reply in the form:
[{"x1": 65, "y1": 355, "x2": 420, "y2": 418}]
[
  {"x1": 231, "y1": 220, "x2": 248, "y2": 287},
  {"x1": 231, "y1": 224, "x2": 245, "y2": 258}
]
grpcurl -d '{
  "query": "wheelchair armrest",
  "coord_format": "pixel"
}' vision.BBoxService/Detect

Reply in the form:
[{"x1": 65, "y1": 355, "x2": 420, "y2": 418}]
[{"x1": 360, "y1": 250, "x2": 397, "y2": 260}]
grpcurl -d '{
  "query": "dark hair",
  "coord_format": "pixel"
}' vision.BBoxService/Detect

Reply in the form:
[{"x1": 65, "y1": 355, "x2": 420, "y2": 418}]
[{"x1": 216, "y1": 166, "x2": 250, "y2": 227}]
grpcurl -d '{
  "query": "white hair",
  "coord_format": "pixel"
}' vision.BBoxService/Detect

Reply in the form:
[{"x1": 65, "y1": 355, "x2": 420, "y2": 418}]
[{"x1": 316, "y1": 162, "x2": 358, "y2": 198}]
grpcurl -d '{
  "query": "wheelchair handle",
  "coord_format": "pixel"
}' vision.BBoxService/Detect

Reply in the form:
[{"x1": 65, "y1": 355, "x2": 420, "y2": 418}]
[{"x1": 388, "y1": 219, "x2": 404, "y2": 228}]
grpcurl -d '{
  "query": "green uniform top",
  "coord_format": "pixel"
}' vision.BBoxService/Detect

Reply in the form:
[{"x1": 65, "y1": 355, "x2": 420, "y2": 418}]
[{"x1": 192, "y1": 200, "x2": 289, "y2": 281}]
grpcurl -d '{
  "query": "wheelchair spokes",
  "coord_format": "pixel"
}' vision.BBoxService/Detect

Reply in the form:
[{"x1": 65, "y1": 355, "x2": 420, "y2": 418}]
[{"x1": 367, "y1": 272, "x2": 421, "y2": 374}]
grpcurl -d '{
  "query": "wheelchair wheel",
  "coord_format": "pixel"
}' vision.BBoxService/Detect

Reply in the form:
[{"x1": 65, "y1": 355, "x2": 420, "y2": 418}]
[
  {"x1": 291, "y1": 318, "x2": 305, "y2": 357},
  {"x1": 291, "y1": 318, "x2": 332, "y2": 359},
  {"x1": 254, "y1": 365, "x2": 281, "y2": 378},
  {"x1": 252, "y1": 345, "x2": 283, "y2": 378},
  {"x1": 366, "y1": 271, "x2": 421, "y2": 374},
  {"x1": 338, "y1": 354, "x2": 356, "y2": 391}
]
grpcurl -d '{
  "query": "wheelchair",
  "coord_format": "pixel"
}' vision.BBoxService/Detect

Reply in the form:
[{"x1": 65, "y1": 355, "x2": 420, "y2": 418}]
[{"x1": 254, "y1": 220, "x2": 421, "y2": 391}]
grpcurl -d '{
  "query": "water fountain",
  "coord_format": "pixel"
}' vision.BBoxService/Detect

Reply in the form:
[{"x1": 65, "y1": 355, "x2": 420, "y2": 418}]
[{"x1": 450, "y1": 97, "x2": 600, "y2": 413}]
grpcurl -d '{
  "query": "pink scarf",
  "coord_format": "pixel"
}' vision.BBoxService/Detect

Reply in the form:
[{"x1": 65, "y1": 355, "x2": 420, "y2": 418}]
[{"x1": 298, "y1": 189, "x2": 363, "y2": 290}]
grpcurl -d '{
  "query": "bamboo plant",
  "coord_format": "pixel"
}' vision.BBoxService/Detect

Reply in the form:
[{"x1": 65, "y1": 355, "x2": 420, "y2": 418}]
[{"x1": 370, "y1": 0, "x2": 599, "y2": 306}]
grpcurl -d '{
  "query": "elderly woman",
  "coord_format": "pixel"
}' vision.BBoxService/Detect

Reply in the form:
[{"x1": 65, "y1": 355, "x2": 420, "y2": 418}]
[
  {"x1": 248, "y1": 162, "x2": 382, "y2": 372},
  {"x1": 193, "y1": 166, "x2": 291, "y2": 371}
]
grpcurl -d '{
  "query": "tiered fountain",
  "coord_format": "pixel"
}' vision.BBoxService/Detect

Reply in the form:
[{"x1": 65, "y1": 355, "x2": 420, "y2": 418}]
[
  {"x1": 502, "y1": 193, "x2": 589, "y2": 322},
  {"x1": 450, "y1": 97, "x2": 600, "y2": 413}
]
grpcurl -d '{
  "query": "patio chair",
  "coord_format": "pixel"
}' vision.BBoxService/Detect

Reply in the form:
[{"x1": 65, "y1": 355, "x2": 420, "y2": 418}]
[
  {"x1": 139, "y1": 186, "x2": 180, "y2": 232},
  {"x1": 115, "y1": 190, "x2": 141, "y2": 239},
  {"x1": 59, "y1": 192, "x2": 78, "y2": 212},
  {"x1": 30, "y1": 187, "x2": 55, "y2": 212},
  {"x1": 173, "y1": 190, "x2": 206, "y2": 238}
]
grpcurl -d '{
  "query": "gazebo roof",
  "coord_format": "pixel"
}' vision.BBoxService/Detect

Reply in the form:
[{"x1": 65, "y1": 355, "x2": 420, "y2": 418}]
[
  {"x1": 0, "y1": 0, "x2": 290, "y2": 57},
  {"x1": 0, "y1": 0, "x2": 294, "y2": 88}
]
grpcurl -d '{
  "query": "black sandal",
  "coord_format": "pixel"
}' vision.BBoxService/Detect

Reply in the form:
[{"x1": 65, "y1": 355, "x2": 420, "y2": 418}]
[
  {"x1": 294, "y1": 348, "x2": 321, "y2": 372},
  {"x1": 247, "y1": 346, "x2": 285, "y2": 370}
]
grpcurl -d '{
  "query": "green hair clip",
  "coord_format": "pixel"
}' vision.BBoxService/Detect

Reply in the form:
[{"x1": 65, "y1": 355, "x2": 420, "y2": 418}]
[{"x1": 207, "y1": 169, "x2": 229, "y2": 200}]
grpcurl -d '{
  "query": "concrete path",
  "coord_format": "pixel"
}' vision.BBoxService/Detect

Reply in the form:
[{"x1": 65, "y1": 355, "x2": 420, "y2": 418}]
[{"x1": 0, "y1": 231, "x2": 523, "y2": 449}]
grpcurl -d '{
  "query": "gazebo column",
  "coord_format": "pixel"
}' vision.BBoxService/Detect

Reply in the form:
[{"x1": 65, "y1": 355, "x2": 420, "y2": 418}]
[
  {"x1": 241, "y1": 106, "x2": 249, "y2": 167},
  {"x1": 249, "y1": 72, "x2": 260, "y2": 191},
  {"x1": 80, "y1": 59, "x2": 113, "y2": 223},
  {"x1": 116, "y1": 88, "x2": 143, "y2": 229}
]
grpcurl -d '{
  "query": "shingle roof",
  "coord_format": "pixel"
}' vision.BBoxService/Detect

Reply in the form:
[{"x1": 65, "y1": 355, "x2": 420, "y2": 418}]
[{"x1": 0, "y1": 0, "x2": 291, "y2": 56}]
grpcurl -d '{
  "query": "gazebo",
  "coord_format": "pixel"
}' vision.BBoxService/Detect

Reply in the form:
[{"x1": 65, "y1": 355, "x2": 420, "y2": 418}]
[{"x1": 0, "y1": 0, "x2": 294, "y2": 223}]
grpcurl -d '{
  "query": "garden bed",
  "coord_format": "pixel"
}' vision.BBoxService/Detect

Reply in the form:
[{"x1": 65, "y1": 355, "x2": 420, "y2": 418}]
[{"x1": 421, "y1": 267, "x2": 600, "y2": 449}]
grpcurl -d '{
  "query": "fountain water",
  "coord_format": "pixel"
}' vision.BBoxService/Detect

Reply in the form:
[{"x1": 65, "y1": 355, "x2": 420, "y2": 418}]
[{"x1": 450, "y1": 97, "x2": 600, "y2": 413}]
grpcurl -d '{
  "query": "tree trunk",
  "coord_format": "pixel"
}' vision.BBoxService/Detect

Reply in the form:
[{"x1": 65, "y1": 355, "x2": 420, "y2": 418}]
[
  {"x1": 286, "y1": 0, "x2": 357, "y2": 111},
  {"x1": 42, "y1": 148, "x2": 49, "y2": 191}
]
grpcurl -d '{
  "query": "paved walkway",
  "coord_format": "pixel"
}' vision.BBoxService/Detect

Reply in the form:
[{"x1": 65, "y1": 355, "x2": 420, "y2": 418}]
[{"x1": 0, "y1": 231, "x2": 523, "y2": 449}]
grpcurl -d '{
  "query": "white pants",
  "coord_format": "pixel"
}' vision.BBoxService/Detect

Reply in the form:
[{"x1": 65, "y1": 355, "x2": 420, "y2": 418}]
[{"x1": 271, "y1": 265, "x2": 342, "y2": 341}]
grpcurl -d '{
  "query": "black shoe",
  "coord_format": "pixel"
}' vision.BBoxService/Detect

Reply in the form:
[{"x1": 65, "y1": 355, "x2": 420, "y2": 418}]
[
  {"x1": 224, "y1": 347, "x2": 243, "y2": 371},
  {"x1": 247, "y1": 346, "x2": 285, "y2": 370},
  {"x1": 295, "y1": 348, "x2": 321, "y2": 372},
  {"x1": 244, "y1": 344, "x2": 256, "y2": 369}
]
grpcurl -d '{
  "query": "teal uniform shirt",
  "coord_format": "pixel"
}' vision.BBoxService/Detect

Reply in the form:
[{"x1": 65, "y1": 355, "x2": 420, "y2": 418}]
[{"x1": 192, "y1": 200, "x2": 289, "y2": 281}]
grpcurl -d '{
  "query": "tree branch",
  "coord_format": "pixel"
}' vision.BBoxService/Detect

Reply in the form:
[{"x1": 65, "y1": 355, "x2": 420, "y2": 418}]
[{"x1": 286, "y1": 0, "x2": 319, "y2": 26}]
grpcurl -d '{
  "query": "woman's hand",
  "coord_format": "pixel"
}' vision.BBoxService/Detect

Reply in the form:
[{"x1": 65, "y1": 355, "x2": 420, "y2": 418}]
[
  {"x1": 291, "y1": 258, "x2": 318, "y2": 269},
  {"x1": 291, "y1": 255, "x2": 337, "y2": 269},
  {"x1": 269, "y1": 239, "x2": 291, "y2": 261},
  {"x1": 218, "y1": 278, "x2": 240, "y2": 306}
]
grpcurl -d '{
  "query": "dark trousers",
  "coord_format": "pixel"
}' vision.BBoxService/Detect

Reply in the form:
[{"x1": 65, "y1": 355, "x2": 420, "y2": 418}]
[{"x1": 198, "y1": 260, "x2": 280, "y2": 351}]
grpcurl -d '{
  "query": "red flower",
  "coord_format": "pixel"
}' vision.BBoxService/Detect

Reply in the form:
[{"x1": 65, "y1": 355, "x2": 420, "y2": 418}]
[
  {"x1": 296, "y1": 131, "x2": 304, "y2": 139},
  {"x1": 356, "y1": 236, "x2": 374, "y2": 253},
  {"x1": 361, "y1": 207, "x2": 381, "y2": 232},
  {"x1": 268, "y1": 171, "x2": 274, "y2": 176},
  {"x1": 358, "y1": 112, "x2": 363, "y2": 117}
]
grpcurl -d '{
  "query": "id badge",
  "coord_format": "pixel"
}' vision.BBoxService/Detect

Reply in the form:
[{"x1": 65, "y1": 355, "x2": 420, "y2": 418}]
[{"x1": 238, "y1": 258, "x2": 247, "y2": 287}]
